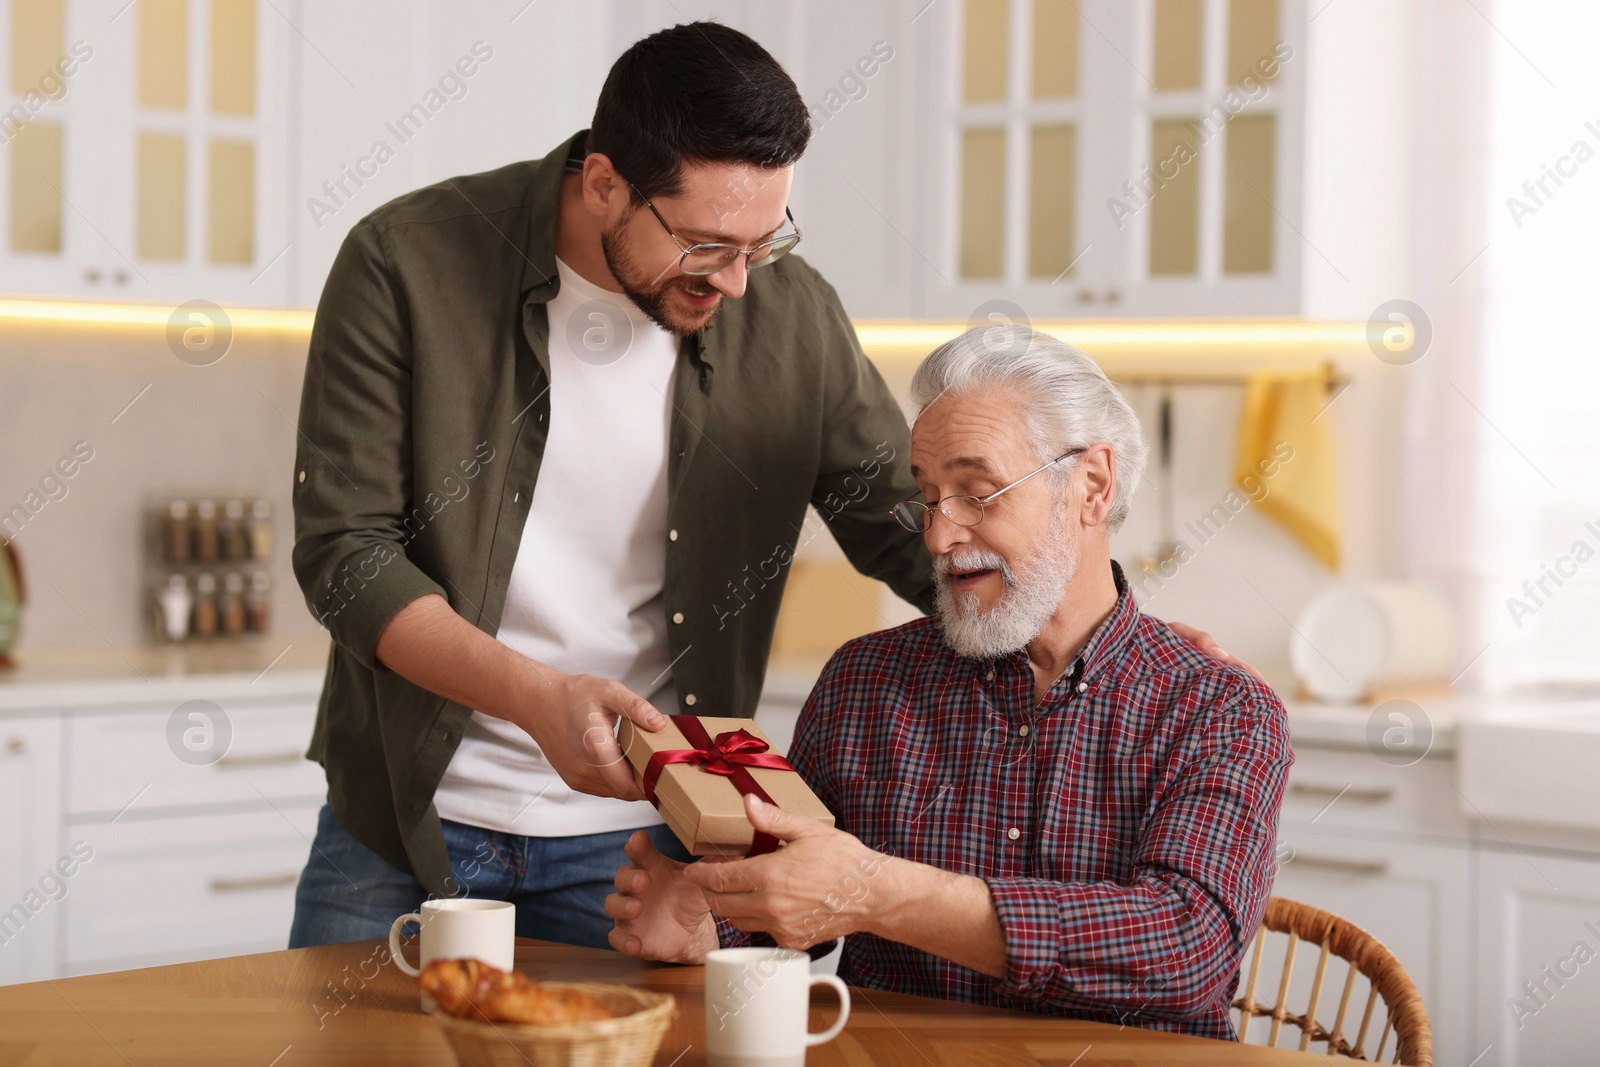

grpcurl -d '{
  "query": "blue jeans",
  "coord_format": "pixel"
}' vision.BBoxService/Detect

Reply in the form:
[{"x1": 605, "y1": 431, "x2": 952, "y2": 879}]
[{"x1": 287, "y1": 803, "x2": 689, "y2": 950}]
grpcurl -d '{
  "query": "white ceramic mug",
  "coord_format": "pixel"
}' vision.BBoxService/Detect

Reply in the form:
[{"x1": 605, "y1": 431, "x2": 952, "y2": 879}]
[
  {"x1": 388, "y1": 898, "x2": 516, "y2": 1012},
  {"x1": 705, "y1": 947, "x2": 851, "y2": 1067}
]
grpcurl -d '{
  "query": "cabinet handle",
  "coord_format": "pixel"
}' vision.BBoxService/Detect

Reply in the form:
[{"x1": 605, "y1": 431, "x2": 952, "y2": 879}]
[
  {"x1": 1289, "y1": 854, "x2": 1389, "y2": 877},
  {"x1": 1290, "y1": 782, "x2": 1394, "y2": 804},
  {"x1": 5, "y1": 737, "x2": 23, "y2": 755},
  {"x1": 208, "y1": 872, "x2": 300, "y2": 893},
  {"x1": 215, "y1": 750, "x2": 304, "y2": 768}
]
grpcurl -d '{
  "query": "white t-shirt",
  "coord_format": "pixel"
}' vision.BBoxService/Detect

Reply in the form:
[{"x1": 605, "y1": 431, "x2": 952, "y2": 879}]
[{"x1": 431, "y1": 257, "x2": 676, "y2": 836}]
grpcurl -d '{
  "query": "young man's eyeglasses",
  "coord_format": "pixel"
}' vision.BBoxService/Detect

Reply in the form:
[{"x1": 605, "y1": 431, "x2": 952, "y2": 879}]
[
  {"x1": 890, "y1": 449, "x2": 1086, "y2": 533},
  {"x1": 627, "y1": 181, "x2": 802, "y2": 276}
]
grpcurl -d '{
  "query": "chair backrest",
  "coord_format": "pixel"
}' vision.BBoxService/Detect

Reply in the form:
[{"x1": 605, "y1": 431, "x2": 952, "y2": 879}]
[{"x1": 1232, "y1": 896, "x2": 1433, "y2": 1066}]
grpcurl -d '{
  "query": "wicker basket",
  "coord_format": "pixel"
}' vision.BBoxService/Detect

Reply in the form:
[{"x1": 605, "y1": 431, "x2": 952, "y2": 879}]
[{"x1": 432, "y1": 983, "x2": 676, "y2": 1067}]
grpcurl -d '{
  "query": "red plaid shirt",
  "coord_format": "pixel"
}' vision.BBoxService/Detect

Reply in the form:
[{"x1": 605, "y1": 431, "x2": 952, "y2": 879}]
[{"x1": 718, "y1": 562, "x2": 1292, "y2": 1040}]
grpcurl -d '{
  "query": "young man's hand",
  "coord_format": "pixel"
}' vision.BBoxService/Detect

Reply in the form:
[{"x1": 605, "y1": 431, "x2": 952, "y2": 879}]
[
  {"x1": 520, "y1": 671, "x2": 666, "y2": 801},
  {"x1": 606, "y1": 831, "x2": 720, "y2": 963},
  {"x1": 1166, "y1": 620, "x2": 1268, "y2": 684},
  {"x1": 374, "y1": 593, "x2": 667, "y2": 801}
]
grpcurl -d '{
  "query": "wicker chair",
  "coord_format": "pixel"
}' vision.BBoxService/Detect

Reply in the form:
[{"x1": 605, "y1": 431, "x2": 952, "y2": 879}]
[{"x1": 1232, "y1": 897, "x2": 1433, "y2": 1066}]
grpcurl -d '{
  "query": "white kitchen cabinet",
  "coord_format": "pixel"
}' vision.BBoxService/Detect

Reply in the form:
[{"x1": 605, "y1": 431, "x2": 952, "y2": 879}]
[
  {"x1": 66, "y1": 698, "x2": 324, "y2": 817},
  {"x1": 0, "y1": 716, "x2": 64, "y2": 986},
  {"x1": 910, "y1": 0, "x2": 1306, "y2": 318},
  {"x1": 1473, "y1": 846, "x2": 1600, "y2": 1067},
  {"x1": 65, "y1": 806, "x2": 317, "y2": 975},
  {"x1": 0, "y1": 667, "x2": 326, "y2": 986},
  {"x1": 0, "y1": 0, "x2": 292, "y2": 304}
]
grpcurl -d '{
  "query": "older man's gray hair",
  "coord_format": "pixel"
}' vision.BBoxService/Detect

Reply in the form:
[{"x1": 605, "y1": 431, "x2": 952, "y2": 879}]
[{"x1": 909, "y1": 326, "x2": 1150, "y2": 531}]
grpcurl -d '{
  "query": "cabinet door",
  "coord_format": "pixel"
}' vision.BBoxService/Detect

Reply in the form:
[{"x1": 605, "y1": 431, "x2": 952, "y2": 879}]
[
  {"x1": 0, "y1": 716, "x2": 64, "y2": 985},
  {"x1": 1253, "y1": 827, "x2": 1470, "y2": 1065},
  {"x1": 1474, "y1": 847, "x2": 1600, "y2": 1067},
  {"x1": 64, "y1": 805, "x2": 318, "y2": 975},
  {"x1": 916, "y1": 0, "x2": 1304, "y2": 318},
  {"x1": 0, "y1": 0, "x2": 290, "y2": 304}
]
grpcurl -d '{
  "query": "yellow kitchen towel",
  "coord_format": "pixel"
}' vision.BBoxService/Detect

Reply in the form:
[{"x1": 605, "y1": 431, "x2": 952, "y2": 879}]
[{"x1": 1235, "y1": 369, "x2": 1341, "y2": 570}]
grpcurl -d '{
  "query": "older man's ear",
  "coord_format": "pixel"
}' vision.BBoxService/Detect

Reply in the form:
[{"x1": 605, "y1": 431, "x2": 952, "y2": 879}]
[{"x1": 1076, "y1": 443, "x2": 1118, "y2": 529}]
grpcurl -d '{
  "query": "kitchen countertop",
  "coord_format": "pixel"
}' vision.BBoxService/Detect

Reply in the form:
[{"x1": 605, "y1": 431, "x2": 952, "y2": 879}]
[
  {"x1": 0, "y1": 637, "x2": 330, "y2": 713},
  {"x1": 5, "y1": 643, "x2": 1595, "y2": 761}
]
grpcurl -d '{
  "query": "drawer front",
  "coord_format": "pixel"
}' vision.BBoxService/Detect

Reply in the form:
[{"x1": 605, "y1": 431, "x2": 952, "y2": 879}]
[
  {"x1": 64, "y1": 806, "x2": 317, "y2": 969},
  {"x1": 1279, "y1": 745, "x2": 1469, "y2": 841},
  {"x1": 68, "y1": 700, "x2": 324, "y2": 816}
]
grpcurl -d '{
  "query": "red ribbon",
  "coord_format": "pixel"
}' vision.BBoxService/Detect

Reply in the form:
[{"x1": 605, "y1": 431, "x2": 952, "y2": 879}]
[{"x1": 641, "y1": 716, "x2": 794, "y2": 856}]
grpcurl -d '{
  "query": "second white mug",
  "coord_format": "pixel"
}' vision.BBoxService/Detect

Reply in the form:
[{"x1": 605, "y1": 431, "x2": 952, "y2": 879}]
[
  {"x1": 387, "y1": 898, "x2": 515, "y2": 1013},
  {"x1": 705, "y1": 947, "x2": 851, "y2": 1067}
]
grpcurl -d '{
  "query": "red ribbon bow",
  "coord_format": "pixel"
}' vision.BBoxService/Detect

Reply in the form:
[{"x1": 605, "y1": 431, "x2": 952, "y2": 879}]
[{"x1": 641, "y1": 716, "x2": 795, "y2": 856}]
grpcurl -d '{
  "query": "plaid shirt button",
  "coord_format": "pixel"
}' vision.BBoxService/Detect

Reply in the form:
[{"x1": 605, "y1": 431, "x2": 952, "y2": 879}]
[
  {"x1": 1018, "y1": 725, "x2": 1030, "y2": 737},
  {"x1": 1006, "y1": 827, "x2": 1020, "y2": 840}
]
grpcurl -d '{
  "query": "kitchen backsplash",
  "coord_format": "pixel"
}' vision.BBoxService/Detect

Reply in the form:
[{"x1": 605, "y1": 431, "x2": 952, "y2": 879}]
[{"x1": 0, "y1": 324, "x2": 321, "y2": 651}]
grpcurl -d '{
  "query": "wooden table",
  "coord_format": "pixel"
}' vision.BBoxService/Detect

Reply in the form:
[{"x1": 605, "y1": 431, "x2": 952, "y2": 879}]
[{"x1": 0, "y1": 939, "x2": 1329, "y2": 1065}]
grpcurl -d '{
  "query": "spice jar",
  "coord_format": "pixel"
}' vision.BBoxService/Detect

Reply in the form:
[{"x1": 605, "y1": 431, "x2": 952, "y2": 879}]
[
  {"x1": 192, "y1": 572, "x2": 218, "y2": 638},
  {"x1": 247, "y1": 571, "x2": 272, "y2": 633},
  {"x1": 248, "y1": 499, "x2": 273, "y2": 560},
  {"x1": 222, "y1": 499, "x2": 250, "y2": 561},
  {"x1": 164, "y1": 500, "x2": 191, "y2": 563},
  {"x1": 194, "y1": 499, "x2": 220, "y2": 564},
  {"x1": 158, "y1": 574, "x2": 193, "y2": 642},
  {"x1": 220, "y1": 572, "x2": 246, "y2": 636}
]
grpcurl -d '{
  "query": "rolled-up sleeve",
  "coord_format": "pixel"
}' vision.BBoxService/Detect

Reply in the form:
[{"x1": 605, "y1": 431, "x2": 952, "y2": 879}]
[
  {"x1": 292, "y1": 220, "x2": 447, "y2": 670},
  {"x1": 984, "y1": 685, "x2": 1292, "y2": 1021}
]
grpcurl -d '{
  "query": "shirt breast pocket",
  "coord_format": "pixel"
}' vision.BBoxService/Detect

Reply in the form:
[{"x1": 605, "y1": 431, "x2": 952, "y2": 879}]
[{"x1": 835, "y1": 777, "x2": 962, "y2": 869}]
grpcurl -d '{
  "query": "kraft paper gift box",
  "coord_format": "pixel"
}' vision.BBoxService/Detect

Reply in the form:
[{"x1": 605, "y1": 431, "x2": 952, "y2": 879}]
[{"x1": 617, "y1": 715, "x2": 835, "y2": 857}]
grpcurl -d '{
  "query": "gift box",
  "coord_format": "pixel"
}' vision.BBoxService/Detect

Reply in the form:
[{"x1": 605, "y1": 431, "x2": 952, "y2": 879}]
[{"x1": 618, "y1": 715, "x2": 835, "y2": 857}]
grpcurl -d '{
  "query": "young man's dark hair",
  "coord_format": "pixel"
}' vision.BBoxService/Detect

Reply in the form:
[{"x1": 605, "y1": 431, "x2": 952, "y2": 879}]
[{"x1": 588, "y1": 21, "x2": 812, "y2": 200}]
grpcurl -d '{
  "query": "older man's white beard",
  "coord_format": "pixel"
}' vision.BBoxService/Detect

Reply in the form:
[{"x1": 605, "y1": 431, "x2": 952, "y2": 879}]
[{"x1": 934, "y1": 520, "x2": 1080, "y2": 660}]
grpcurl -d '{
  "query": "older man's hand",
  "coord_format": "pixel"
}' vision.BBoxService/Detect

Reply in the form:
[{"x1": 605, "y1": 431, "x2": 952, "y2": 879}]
[
  {"x1": 604, "y1": 830, "x2": 720, "y2": 964},
  {"x1": 682, "y1": 794, "x2": 891, "y2": 951}
]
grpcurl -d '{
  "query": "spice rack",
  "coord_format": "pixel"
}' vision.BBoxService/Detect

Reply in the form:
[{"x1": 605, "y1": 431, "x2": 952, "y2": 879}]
[{"x1": 144, "y1": 494, "x2": 275, "y2": 641}]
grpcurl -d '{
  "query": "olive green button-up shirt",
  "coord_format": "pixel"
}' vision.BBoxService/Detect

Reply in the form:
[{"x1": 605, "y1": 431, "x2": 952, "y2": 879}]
[{"x1": 292, "y1": 131, "x2": 935, "y2": 895}]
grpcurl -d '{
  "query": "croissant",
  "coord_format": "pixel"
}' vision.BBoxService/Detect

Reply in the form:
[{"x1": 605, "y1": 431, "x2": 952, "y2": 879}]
[{"x1": 419, "y1": 958, "x2": 616, "y2": 1026}]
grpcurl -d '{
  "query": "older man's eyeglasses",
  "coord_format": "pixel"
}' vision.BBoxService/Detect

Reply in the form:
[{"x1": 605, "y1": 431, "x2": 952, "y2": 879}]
[
  {"x1": 890, "y1": 449, "x2": 1086, "y2": 533},
  {"x1": 628, "y1": 181, "x2": 802, "y2": 276}
]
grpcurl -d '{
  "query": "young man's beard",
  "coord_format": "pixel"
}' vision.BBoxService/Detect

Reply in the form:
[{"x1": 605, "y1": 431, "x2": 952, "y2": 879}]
[
  {"x1": 933, "y1": 508, "x2": 1080, "y2": 660},
  {"x1": 600, "y1": 219, "x2": 723, "y2": 337}
]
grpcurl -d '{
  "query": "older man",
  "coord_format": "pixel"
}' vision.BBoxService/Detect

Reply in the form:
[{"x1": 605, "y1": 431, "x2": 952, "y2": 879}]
[{"x1": 605, "y1": 327, "x2": 1293, "y2": 1039}]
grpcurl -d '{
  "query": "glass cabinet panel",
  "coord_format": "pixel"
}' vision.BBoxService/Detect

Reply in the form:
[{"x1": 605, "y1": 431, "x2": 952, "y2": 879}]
[
  {"x1": 1148, "y1": 118, "x2": 1200, "y2": 275},
  {"x1": 1223, "y1": 112, "x2": 1274, "y2": 272},
  {"x1": 1028, "y1": 123, "x2": 1076, "y2": 278},
  {"x1": 1031, "y1": 0, "x2": 1078, "y2": 98},
  {"x1": 9, "y1": 121, "x2": 62, "y2": 253},
  {"x1": 963, "y1": 0, "x2": 1008, "y2": 103},
  {"x1": 1153, "y1": 0, "x2": 1203, "y2": 91},
  {"x1": 138, "y1": 0, "x2": 188, "y2": 109},
  {"x1": 960, "y1": 126, "x2": 1006, "y2": 279}
]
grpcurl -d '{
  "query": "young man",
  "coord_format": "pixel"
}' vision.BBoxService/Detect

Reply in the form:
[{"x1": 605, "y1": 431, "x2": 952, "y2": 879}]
[
  {"x1": 289, "y1": 24, "x2": 1248, "y2": 950},
  {"x1": 606, "y1": 328, "x2": 1293, "y2": 1039}
]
